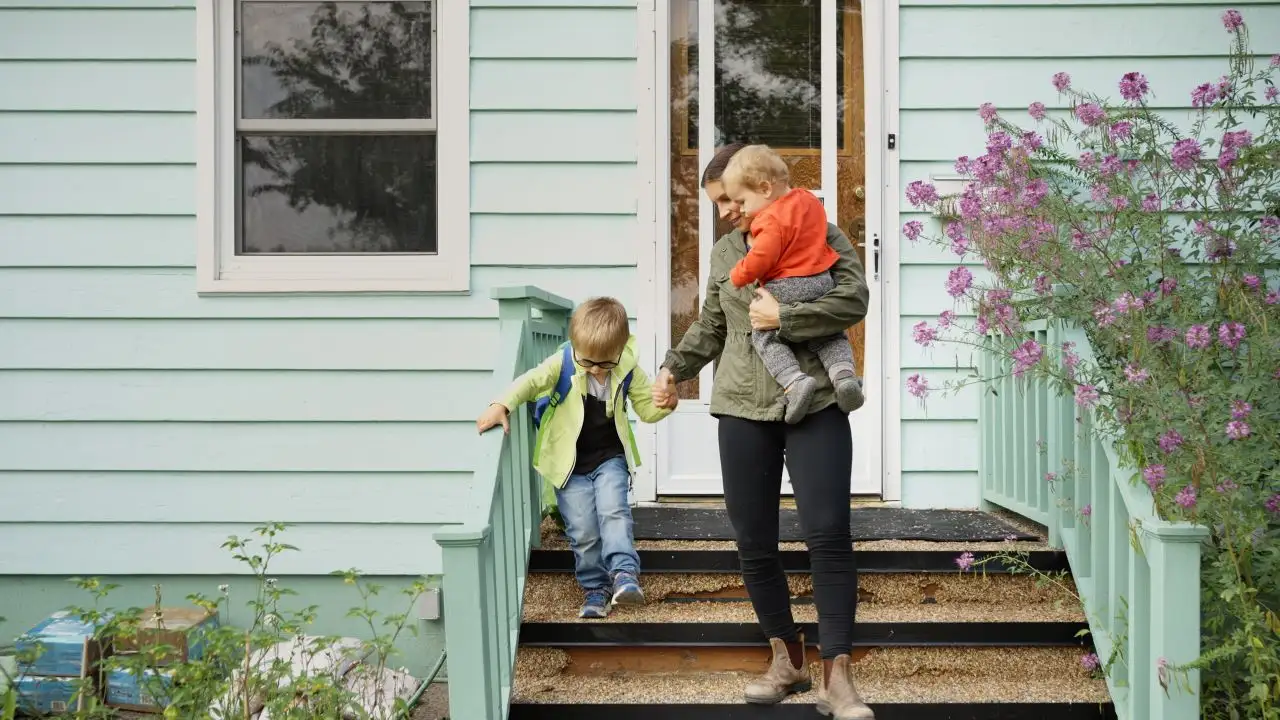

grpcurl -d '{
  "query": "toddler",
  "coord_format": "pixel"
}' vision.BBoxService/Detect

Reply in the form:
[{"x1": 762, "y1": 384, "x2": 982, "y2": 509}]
[
  {"x1": 476, "y1": 297, "x2": 674, "y2": 617},
  {"x1": 722, "y1": 144, "x2": 864, "y2": 423}
]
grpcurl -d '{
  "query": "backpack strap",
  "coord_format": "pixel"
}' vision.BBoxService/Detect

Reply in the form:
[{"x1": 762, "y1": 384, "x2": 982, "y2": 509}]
[{"x1": 549, "y1": 343, "x2": 574, "y2": 409}]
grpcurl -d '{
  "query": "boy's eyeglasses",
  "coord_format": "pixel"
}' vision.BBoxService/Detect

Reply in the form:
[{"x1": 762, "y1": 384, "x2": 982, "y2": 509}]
[{"x1": 574, "y1": 353, "x2": 620, "y2": 370}]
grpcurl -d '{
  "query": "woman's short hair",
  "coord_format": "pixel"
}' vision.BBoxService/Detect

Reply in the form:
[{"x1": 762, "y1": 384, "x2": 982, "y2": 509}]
[
  {"x1": 569, "y1": 296, "x2": 630, "y2": 360},
  {"x1": 700, "y1": 142, "x2": 748, "y2": 187}
]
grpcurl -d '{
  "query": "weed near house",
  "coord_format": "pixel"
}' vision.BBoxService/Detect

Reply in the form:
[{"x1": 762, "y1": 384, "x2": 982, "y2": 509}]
[{"x1": 0, "y1": 524, "x2": 438, "y2": 720}]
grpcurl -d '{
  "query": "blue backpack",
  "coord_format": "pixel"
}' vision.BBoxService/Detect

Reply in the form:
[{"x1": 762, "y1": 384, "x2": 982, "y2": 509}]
[{"x1": 531, "y1": 343, "x2": 634, "y2": 430}]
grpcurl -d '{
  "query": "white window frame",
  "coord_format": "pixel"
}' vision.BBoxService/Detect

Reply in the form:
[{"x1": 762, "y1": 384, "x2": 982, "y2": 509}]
[{"x1": 195, "y1": 0, "x2": 470, "y2": 294}]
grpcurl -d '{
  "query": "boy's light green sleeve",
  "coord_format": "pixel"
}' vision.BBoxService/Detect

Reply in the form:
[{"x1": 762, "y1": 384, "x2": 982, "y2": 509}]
[
  {"x1": 495, "y1": 352, "x2": 562, "y2": 410},
  {"x1": 625, "y1": 365, "x2": 674, "y2": 424}
]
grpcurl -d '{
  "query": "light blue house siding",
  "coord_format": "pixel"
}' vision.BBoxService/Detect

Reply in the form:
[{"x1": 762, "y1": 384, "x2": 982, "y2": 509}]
[
  {"x1": 0, "y1": 0, "x2": 641, "y2": 670},
  {"x1": 895, "y1": 0, "x2": 1280, "y2": 508}
]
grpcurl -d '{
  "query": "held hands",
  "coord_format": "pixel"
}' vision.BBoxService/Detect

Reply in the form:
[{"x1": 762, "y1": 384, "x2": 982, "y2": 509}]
[
  {"x1": 749, "y1": 288, "x2": 782, "y2": 331},
  {"x1": 652, "y1": 368, "x2": 679, "y2": 410},
  {"x1": 476, "y1": 403, "x2": 510, "y2": 434}
]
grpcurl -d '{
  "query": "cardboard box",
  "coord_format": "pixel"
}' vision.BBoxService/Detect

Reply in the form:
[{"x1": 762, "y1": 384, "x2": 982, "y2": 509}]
[
  {"x1": 113, "y1": 606, "x2": 218, "y2": 666},
  {"x1": 105, "y1": 668, "x2": 176, "y2": 713},
  {"x1": 13, "y1": 675, "x2": 79, "y2": 714},
  {"x1": 16, "y1": 611, "x2": 111, "y2": 677}
]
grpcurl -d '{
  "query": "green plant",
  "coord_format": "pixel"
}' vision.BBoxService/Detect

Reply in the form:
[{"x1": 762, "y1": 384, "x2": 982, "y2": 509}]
[
  {"x1": 4, "y1": 524, "x2": 430, "y2": 719},
  {"x1": 905, "y1": 10, "x2": 1279, "y2": 718}
]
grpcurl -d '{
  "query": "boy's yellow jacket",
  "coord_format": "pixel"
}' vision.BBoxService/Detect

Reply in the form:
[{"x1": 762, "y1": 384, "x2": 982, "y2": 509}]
[{"x1": 497, "y1": 336, "x2": 672, "y2": 488}]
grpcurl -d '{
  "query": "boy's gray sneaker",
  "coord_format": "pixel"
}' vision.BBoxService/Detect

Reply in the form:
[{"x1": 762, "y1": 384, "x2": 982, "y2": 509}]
[
  {"x1": 579, "y1": 589, "x2": 611, "y2": 618},
  {"x1": 610, "y1": 571, "x2": 644, "y2": 606},
  {"x1": 782, "y1": 375, "x2": 818, "y2": 424}
]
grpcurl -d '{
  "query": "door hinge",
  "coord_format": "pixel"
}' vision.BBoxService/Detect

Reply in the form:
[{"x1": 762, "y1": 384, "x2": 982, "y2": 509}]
[{"x1": 887, "y1": 134, "x2": 897, "y2": 150}]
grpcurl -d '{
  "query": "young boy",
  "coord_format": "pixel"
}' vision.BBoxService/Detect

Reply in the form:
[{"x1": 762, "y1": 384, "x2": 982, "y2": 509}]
[
  {"x1": 476, "y1": 297, "x2": 674, "y2": 618},
  {"x1": 721, "y1": 144, "x2": 864, "y2": 423}
]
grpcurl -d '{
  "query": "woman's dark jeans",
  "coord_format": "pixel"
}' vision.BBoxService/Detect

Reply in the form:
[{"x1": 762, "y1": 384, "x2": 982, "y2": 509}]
[{"x1": 718, "y1": 404, "x2": 857, "y2": 658}]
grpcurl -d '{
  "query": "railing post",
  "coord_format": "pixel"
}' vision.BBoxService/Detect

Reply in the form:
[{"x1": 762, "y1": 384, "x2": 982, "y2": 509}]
[
  {"x1": 1043, "y1": 321, "x2": 1063, "y2": 549},
  {"x1": 1145, "y1": 530, "x2": 1206, "y2": 720},
  {"x1": 436, "y1": 530, "x2": 497, "y2": 720}
]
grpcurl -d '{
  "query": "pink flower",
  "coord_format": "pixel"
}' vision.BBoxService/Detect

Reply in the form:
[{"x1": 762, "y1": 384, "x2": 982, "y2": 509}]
[
  {"x1": 954, "y1": 155, "x2": 971, "y2": 174},
  {"x1": 1081, "y1": 653, "x2": 1100, "y2": 672},
  {"x1": 1109, "y1": 121, "x2": 1133, "y2": 141},
  {"x1": 1119, "y1": 72, "x2": 1150, "y2": 101},
  {"x1": 1225, "y1": 420, "x2": 1251, "y2": 440},
  {"x1": 1171, "y1": 139, "x2": 1202, "y2": 170},
  {"x1": 1222, "y1": 9, "x2": 1243, "y2": 31},
  {"x1": 906, "y1": 373, "x2": 931, "y2": 400},
  {"x1": 1266, "y1": 494, "x2": 1280, "y2": 514},
  {"x1": 1231, "y1": 400, "x2": 1252, "y2": 420},
  {"x1": 938, "y1": 310, "x2": 956, "y2": 329},
  {"x1": 1021, "y1": 131, "x2": 1044, "y2": 151},
  {"x1": 1053, "y1": 72, "x2": 1071, "y2": 92},
  {"x1": 1159, "y1": 429, "x2": 1184, "y2": 453},
  {"x1": 1100, "y1": 154, "x2": 1122, "y2": 176},
  {"x1": 987, "y1": 131, "x2": 1013, "y2": 154},
  {"x1": 1142, "y1": 194, "x2": 1161, "y2": 212},
  {"x1": 945, "y1": 266, "x2": 974, "y2": 298},
  {"x1": 1113, "y1": 196, "x2": 1130, "y2": 211},
  {"x1": 1266, "y1": 290, "x2": 1280, "y2": 305},
  {"x1": 906, "y1": 180, "x2": 940, "y2": 208},
  {"x1": 1143, "y1": 465, "x2": 1166, "y2": 491},
  {"x1": 1075, "y1": 103, "x2": 1106, "y2": 126},
  {"x1": 1124, "y1": 364, "x2": 1150, "y2": 383},
  {"x1": 1222, "y1": 129, "x2": 1253, "y2": 151},
  {"x1": 1217, "y1": 321, "x2": 1245, "y2": 349},
  {"x1": 1242, "y1": 274, "x2": 1260, "y2": 290},
  {"x1": 1175, "y1": 485, "x2": 1197, "y2": 509},
  {"x1": 1034, "y1": 274, "x2": 1051, "y2": 295},
  {"x1": 979, "y1": 102, "x2": 998, "y2": 124},
  {"x1": 1080, "y1": 504, "x2": 1092, "y2": 518},
  {"x1": 1273, "y1": 55, "x2": 1280, "y2": 68},
  {"x1": 1029, "y1": 102, "x2": 1047, "y2": 120},
  {"x1": 913, "y1": 321, "x2": 939, "y2": 347},
  {"x1": 1011, "y1": 340, "x2": 1044, "y2": 377},
  {"x1": 903, "y1": 220, "x2": 924, "y2": 242},
  {"x1": 1184, "y1": 324, "x2": 1211, "y2": 349},
  {"x1": 1192, "y1": 83, "x2": 1219, "y2": 108},
  {"x1": 1075, "y1": 384, "x2": 1099, "y2": 408},
  {"x1": 955, "y1": 551, "x2": 975, "y2": 571},
  {"x1": 1267, "y1": 87, "x2": 1279, "y2": 102}
]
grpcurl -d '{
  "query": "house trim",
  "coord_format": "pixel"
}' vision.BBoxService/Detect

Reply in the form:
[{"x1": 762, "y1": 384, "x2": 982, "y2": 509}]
[
  {"x1": 879, "y1": 0, "x2": 904, "y2": 503},
  {"x1": 194, "y1": 0, "x2": 471, "y2": 295},
  {"x1": 633, "y1": 0, "x2": 660, "y2": 504}
]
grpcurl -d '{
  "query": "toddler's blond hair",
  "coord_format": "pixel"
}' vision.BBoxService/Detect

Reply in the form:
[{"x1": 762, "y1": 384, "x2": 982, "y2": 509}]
[
  {"x1": 722, "y1": 144, "x2": 790, "y2": 192},
  {"x1": 569, "y1": 297, "x2": 630, "y2": 361}
]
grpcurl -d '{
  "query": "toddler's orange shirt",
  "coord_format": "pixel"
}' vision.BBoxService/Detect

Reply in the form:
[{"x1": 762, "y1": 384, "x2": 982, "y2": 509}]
[{"x1": 729, "y1": 188, "x2": 839, "y2": 288}]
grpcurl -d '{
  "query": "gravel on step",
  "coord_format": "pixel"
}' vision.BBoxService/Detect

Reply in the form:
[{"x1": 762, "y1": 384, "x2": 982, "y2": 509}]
[
  {"x1": 513, "y1": 646, "x2": 1109, "y2": 705},
  {"x1": 521, "y1": 597, "x2": 1084, "y2": 623},
  {"x1": 524, "y1": 570, "x2": 1079, "y2": 611}
]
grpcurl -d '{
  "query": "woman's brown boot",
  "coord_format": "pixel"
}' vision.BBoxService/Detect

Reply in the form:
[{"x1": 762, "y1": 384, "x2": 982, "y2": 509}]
[
  {"x1": 744, "y1": 636, "x2": 810, "y2": 704},
  {"x1": 816, "y1": 654, "x2": 875, "y2": 719}
]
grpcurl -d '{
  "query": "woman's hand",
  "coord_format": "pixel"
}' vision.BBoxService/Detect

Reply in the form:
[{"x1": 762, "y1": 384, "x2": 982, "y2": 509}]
[
  {"x1": 476, "y1": 403, "x2": 510, "y2": 434},
  {"x1": 749, "y1": 288, "x2": 782, "y2": 331},
  {"x1": 652, "y1": 368, "x2": 679, "y2": 409}
]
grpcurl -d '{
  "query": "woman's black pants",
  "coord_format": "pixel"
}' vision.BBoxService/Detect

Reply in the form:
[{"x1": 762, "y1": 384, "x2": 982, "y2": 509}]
[{"x1": 717, "y1": 404, "x2": 857, "y2": 658}]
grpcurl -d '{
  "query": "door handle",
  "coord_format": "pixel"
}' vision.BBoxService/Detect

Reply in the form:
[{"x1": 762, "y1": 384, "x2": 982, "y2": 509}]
[{"x1": 854, "y1": 185, "x2": 865, "y2": 200}]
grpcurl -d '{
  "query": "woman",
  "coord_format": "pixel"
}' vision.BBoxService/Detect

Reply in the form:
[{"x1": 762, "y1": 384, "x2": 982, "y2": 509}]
[{"x1": 652, "y1": 143, "x2": 874, "y2": 720}]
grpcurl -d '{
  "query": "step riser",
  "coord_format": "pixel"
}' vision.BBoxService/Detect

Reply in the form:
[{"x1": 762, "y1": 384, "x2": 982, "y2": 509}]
[
  {"x1": 519, "y1": 622, "x2": 1091, "y2": 650},
  {"x1": 511, "y1": 704, "x2": 1116, "y2": 719},
  {"x1": 530, "y1": 549, "x2": 1067, "y2": 575}
]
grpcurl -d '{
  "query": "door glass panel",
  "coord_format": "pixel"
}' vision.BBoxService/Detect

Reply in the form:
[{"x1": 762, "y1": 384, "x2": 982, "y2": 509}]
[{"x1": 668, "y1": 0, "x2": 865, "y2": 401}]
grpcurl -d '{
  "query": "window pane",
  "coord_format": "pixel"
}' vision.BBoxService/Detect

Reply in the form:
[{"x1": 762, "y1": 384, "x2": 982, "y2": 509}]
[
  {"x1": 240, "y1": 2, "x2": 432, "y2": 120},
  {"x1": 240, "y1": 134, "x2": 437, "y2": 254}
]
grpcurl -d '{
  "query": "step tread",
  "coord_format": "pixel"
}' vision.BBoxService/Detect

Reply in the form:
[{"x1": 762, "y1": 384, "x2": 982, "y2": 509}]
[
  {"x1": 524, "y1": 570, "x2": 1079, "y2": 614},
  {"x1": 540, "y1": 536, "x2": 1052, "y2": 553},
  {"x1": 523, "y1": 599, "x2": 1085, "y2": 624},
  {"x1": 513, "y1": 647, "x2": 1109, "y2": 705}
]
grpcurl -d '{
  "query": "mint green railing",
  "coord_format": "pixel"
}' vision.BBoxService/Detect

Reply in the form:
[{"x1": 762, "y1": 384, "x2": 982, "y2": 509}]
[
  {"x1": 434, "y1": 286, "x2": 573, "y2": 720},
  {"x1": 979, "y1": 320, "x2": 1209, "y2": 720}
]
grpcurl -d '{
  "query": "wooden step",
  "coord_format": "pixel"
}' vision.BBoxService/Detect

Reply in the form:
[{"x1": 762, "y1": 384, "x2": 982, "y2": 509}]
[
  {"x1": 510, "y1": 646, "x2": 1113, "y2": 719},
  {"x1": 524, "y1": 569, "x2": 1078, "y2": 609}
]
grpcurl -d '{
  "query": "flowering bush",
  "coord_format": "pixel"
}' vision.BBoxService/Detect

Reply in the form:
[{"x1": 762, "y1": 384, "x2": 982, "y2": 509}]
[{"x1": 904, "y1": 11, "x2": 1279, "y2": 718}]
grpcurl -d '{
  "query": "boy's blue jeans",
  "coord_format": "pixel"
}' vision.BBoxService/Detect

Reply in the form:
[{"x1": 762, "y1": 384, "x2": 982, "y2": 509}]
[{"x1": 554, "y1": 455, "x2": 641, "y2": 590}]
